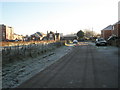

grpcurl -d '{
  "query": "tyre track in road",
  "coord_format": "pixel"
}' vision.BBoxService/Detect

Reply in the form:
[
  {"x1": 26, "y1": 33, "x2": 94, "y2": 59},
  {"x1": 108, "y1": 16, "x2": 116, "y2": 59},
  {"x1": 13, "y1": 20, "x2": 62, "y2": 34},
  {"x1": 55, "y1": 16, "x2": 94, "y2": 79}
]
[
  {"x1": 18, "y1": 47, "x2": 79, "y2": 88},
  {"x1": 18, "y1": 44, "x2": 97, "y2": 88},
  {"x1": 40, "y1": 47, "x2": 79, "y2": 88},
  {"x1": 89, "y1": 45, "x2": 97, "y2": 88},
  {"x1": 92, "y1": 45, "x2": 118, "y2": 88},
  {"x1": 17, "y1": 43, "x2": 118, "y2": 88},
  {"x1": 81, "y1": 45, "x2": 88, "y2": 87},
  {"x1": 81, "y1": 45, "x2": 96, "y2": 88},
  {"x1": 44, "y1": 46, "x2": 84, "y2": 88}
]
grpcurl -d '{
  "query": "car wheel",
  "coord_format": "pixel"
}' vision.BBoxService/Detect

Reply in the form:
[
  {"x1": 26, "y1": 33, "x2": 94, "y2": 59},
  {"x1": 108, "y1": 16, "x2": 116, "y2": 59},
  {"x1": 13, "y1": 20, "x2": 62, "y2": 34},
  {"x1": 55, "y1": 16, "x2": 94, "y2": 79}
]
[
  {"x1": 104, "y1": 43, "x2": 107, "y2": 46},
  {"x1": 96, "y1": 44, "x2": 99, "y2": 46}
]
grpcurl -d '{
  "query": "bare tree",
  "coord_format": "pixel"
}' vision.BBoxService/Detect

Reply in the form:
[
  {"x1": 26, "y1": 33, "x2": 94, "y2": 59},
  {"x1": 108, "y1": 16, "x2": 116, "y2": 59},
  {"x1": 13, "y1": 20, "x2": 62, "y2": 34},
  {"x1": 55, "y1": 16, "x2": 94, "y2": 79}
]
[{"x1": 84, "y1": 29, "x2": 96, "y2": 38}]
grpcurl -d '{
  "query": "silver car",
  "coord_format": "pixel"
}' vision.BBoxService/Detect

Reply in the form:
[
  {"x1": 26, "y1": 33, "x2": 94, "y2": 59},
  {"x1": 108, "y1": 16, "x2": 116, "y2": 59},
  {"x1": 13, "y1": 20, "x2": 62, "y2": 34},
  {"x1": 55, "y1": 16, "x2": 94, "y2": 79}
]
[
  {"x1": 95, "y1": 38, "x2": 107, "y2": 46},
  {"x1": 73, "y1": 39, "x2": 78, "y2": 44}
]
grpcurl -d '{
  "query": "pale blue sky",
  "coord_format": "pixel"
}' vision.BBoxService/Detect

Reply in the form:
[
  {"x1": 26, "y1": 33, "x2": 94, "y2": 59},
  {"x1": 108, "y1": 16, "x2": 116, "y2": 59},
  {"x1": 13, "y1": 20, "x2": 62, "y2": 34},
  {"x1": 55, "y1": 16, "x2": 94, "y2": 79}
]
[{"x1": 1, "y1": 0, "x2": 119, "y2": 35}]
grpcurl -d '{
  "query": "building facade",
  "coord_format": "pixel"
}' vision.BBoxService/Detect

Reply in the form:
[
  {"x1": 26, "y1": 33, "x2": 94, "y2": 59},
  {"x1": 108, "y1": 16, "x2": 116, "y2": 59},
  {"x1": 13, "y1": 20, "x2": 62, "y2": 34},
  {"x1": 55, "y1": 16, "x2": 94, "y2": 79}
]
[
  {"x1": 62, "y1": 34, "x2": 77, "y2": 40},
  {"x1": 0, "y1": 24, "x2": 14, "y2": 41},
  {"x1": 14, "y1": 33, "x2": 23, "y2": 40},
  {"x1": 101, "y1": 25, "x2": 113, "y2": 40},
  {"x1": 112, "y1": 21, "x2": 120, "y2": 37}
]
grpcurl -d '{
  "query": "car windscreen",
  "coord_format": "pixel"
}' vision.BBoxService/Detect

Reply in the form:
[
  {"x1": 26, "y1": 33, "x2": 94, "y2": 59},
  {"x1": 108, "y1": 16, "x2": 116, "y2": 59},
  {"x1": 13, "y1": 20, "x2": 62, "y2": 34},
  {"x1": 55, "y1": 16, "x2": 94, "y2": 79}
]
[{"x1": 98, "y1": 38, "x2": 104, "y2": 41}]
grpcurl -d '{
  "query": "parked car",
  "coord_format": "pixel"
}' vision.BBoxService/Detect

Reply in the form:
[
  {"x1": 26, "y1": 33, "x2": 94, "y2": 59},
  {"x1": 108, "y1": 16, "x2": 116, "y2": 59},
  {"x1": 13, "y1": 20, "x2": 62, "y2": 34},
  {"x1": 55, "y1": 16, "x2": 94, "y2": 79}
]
[
  {"x1": 95, "y1": 38, "x2": 107, "y2": 46},
  {"x1": 73, "y1": 39, "x2": 78, "y2": 44}
]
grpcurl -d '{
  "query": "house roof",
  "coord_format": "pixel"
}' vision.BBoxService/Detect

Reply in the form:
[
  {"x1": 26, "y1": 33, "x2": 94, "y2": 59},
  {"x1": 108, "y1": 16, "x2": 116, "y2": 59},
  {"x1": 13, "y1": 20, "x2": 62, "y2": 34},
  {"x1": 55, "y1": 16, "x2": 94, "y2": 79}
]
[
  {"x1": 63, "y1": 34, "x2": 77, "y2": 37},
  {"x1": 36, "y1": 32, "x2": 42, "y2": 36},
  {"x1": 31, "y1": 32, "x2": 46, "y2": 37},
  {"x1": 102, "y1": 25, "x2": 113, "y2": 30}
]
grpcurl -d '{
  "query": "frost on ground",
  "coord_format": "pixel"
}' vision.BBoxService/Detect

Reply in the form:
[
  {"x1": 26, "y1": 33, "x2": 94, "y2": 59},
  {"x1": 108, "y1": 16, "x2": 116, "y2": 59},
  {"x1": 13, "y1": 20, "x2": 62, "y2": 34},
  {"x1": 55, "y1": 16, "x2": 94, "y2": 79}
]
[{"x1": 2, "y1": 46, "x2": 73, "y2": 88}]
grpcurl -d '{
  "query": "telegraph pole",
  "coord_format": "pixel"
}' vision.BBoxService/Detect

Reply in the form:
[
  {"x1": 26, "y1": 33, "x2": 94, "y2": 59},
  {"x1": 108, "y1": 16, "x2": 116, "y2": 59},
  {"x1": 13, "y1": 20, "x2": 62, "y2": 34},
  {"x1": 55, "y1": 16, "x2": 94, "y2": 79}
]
[
  {"x1": 92, "y1": 27, "x2": 93, "y2": 41},
  {"x1": 92, "y1": 27, "x2": 93, "y2": 38}
]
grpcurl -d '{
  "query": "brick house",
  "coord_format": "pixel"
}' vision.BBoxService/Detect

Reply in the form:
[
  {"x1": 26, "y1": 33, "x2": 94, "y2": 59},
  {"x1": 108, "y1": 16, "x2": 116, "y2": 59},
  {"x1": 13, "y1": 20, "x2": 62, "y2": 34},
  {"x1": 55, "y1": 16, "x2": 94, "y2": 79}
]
[
  {"x1": 101, "y1": 25, "x2": 113, "y2": 40},
  {"x1": 30, "y1": 32, "x2": 46, "y2": 41},
  {"x1": 112, "y1": 21, "x2": 120, "y2": 38}
]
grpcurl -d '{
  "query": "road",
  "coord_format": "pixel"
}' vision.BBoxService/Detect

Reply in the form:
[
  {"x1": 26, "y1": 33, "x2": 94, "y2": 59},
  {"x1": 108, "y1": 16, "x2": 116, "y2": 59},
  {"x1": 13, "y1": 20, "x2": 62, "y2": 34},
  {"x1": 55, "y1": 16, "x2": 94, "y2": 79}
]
[{"x1": 17, "y1": 42, "x2": 118, "y2": 88}]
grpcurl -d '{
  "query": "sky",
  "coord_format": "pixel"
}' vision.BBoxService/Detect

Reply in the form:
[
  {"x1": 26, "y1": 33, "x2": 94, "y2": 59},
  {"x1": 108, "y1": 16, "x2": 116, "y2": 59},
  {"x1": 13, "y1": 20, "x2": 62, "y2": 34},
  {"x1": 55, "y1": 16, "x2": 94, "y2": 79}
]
[{"x1": 0, "y1": 0, "x2": 119, "y2": 36}]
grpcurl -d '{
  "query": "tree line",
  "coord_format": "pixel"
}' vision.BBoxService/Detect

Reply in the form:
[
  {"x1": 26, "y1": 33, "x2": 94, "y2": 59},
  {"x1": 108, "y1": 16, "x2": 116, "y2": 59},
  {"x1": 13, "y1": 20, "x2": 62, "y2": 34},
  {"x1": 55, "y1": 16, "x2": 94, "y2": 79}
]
[{"x1": 76, "y1": 29, "x2": 100, "y2": 40}]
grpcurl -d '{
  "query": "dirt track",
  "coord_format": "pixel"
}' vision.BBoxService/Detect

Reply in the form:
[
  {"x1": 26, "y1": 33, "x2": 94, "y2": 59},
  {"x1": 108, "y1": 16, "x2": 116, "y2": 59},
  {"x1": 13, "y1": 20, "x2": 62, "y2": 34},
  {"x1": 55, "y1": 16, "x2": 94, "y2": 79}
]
[{"x1": 17, "y1": 42, "x2": 118, "y2": 88}]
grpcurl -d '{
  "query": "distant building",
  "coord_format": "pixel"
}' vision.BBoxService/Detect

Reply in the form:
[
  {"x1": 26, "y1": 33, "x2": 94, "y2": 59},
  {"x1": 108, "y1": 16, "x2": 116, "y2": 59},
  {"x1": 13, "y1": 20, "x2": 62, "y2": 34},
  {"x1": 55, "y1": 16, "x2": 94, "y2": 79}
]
[
  {"x1": 101, "y1": 25, "x2": 113, "y2": 40},
  {"x1": 59, "y1": 33, "x2": 64, "y2": 40},
  {"x1": 0, "y1": 24, "x2": 14, "y2": 41},
  {"x1": 62, "y1": 34, "x2": 77, "y2": 40},
  {"x1": 14, "y1": 33, "x2": 24, "y2": 40},
  {"x1": 55, "y1": 32, "x2": 61, "y2": 40},
  {"x1": 30, "y1": 32, "x2": 46, "y2": 41},
  {"x1": 46, "y1": 31, "x2": 61, "y2": 41},
  {"x1": 47, "y1": 31, "x2": 55, "y2": 40},
  {"x1": 23, "y1": 35, "x2": 30, "y2": 41}
]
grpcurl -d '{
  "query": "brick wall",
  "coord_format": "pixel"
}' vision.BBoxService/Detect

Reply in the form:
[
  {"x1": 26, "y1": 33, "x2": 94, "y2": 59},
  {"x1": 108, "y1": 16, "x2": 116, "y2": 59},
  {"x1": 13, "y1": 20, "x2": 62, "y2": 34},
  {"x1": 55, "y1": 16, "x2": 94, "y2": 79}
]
[
  {"x1": 101, "y1": 30, "x2": 112, "y2": 40},
  {"x1": 112, "y1": 22, "x2": 120, "y2": 37}
]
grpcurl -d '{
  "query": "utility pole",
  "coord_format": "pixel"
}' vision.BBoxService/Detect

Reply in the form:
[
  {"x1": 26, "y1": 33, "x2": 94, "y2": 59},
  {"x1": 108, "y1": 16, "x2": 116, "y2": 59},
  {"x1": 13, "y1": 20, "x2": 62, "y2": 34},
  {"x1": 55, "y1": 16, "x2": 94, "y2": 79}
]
[
  {"x1": 92, "y1": 27, "x2": 93, "y2": 41},
  {"x1": 92, "y1": 27, "x2": 93, "y2": 37}
]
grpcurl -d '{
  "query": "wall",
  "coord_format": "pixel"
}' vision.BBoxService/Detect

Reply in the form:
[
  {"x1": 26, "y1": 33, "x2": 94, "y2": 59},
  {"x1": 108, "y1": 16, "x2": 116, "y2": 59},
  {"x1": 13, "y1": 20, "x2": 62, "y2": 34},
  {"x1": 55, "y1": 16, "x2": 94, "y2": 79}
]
[
  {"x1": 0, "y1": 25, "x2": 6, "y2": 41},
  {"x1": 101, "y1": 30, "x2": 112, "y2": 40},
  {"x1": 113, "y1": 24, "x2": 120, "y2": 37},
  {"x1": 0, "y1": 25, "x2": 14, "y2": 41},
  {"x1": 6, "y1": 26, "x2": 14, "y2": 40}
]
